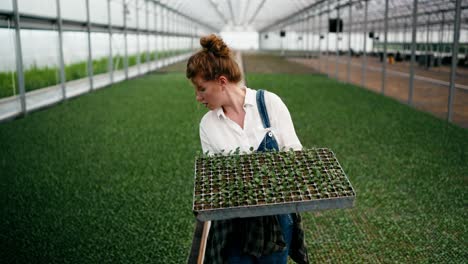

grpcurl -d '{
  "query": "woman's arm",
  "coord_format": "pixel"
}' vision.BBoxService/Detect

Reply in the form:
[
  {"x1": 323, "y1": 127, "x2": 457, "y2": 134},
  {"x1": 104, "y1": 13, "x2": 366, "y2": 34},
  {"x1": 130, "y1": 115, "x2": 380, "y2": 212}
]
[
  {"x1": 199, "y1": 125, "x2": 214, "y2": 155},
  {"x1": 266, "y1": 91, "x2": 302, "y2": 151}
]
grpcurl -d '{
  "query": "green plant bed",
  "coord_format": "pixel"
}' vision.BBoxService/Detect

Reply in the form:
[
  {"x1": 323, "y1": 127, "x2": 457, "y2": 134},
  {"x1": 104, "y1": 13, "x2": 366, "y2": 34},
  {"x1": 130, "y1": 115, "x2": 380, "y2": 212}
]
[
  {"x1": 0, "y1": 72, "x2": 466, "y2": 262},
  {"x1": 193, "y1": 148, "x2": 355, "y2": 221}
]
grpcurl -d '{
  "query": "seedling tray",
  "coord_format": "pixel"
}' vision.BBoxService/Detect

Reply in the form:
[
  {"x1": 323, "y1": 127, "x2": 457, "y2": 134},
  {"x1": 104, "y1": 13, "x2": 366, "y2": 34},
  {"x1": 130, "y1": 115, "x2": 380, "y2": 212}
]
[{"x1": 192, "y1": 148, "x2": 355, "y2": 221}]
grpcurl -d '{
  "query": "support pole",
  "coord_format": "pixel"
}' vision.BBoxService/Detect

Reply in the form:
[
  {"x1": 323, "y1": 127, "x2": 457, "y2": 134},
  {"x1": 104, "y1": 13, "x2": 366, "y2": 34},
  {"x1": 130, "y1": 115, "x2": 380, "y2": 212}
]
[
  {"x1": 145, "y1": 0, "x2": 150, "y2": 72},
  {"x1": 123, "y1": 0, "x2": 129, "y2": 79},
  {"x1": 304, "y1": 14, "x2": 308, "y2": 56},
  {"x1": 12, "y1": 0, "x2": 26, "y2": 115},
  {"x1": 408, "y1": 0, "x2": 418, "y2": 105},
  {"x1": 107, "y1": 0, "x2": 114, "y2": 84},
  {"x1": 318, "y1": 9, "x2": 322, "y2": 72},
  {"x1": 347, "y1": 0, "x2": 352, "y2": 83},
  {"x1": 155, "y1": 3, "x2": 159, "y2": 65},
  {"x1": 136, "y1": 0, "x2": 140, "y2": 74},
  {"x1": 438, "y1": 12, "x2": 445, "y2": 63},
  {"x1": 403, "y1": 21, "x2": 407, "y2": 57},
  {"x1": 311, "y1": 13, "x2": 315, "y2": 59},
  {"x1": 448, "y1": 0, "x2": 461, "y2": 122},
  {"x1": 326, "y1": 0, "x2": 330, "y2": 77},
  {"x1": 56, "y1": 0, "x2": 67, "y2": 100},
  {"x1": 335, "y1": 2, "x2": 340, "y2": 80},
  {"x1": 311, "y1": 13, "x2": 314, "y2": 59},
  {"x1": 362, "y1": 0, "x2": 368, "y2": 87},
  {"x1": 381, "y1": 0, "x2": 389, "y2": 95},
  {"x1": 85, "y1": 0, "x2": 94, "y2": 91},
  {"x1": 162, "y1": 8, "x2": 167, "y2": 66},
  {"x1": 425, "y1": 14, "x2": 430, "y2": 69}
]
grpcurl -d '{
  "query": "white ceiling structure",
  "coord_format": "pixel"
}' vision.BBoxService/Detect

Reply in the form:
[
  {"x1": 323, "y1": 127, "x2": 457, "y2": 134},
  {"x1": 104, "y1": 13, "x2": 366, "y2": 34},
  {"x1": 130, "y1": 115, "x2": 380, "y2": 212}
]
[
  {"x1": 156, "y1": 0, "x2": 468, "y2": 33},
  {"x1": 158, "y1": 0, "x2": 314, "y2": 31}
]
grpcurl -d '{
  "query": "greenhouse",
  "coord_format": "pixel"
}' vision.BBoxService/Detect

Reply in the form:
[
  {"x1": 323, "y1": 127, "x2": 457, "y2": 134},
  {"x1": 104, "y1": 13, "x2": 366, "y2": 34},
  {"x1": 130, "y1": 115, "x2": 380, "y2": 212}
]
[{"x1": 0, "y1": 0, "x2": 466, "y2": 263}]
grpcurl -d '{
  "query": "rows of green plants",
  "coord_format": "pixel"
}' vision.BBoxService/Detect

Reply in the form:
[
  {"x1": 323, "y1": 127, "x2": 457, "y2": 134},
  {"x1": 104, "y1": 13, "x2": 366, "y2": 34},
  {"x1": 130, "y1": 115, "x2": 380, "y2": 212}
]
[
  {"x1": 0, "y1": 72, "x2": 466, "y2": 263},
  {"x1": 0, "y1": 49, "x2": 192, "y2": 99},
  {"x1": 194, "y1": 148, "x2": 354, "y2": 211},
  {"x1": 247, "y1": 73, "x2": 467, "y2": 263}
]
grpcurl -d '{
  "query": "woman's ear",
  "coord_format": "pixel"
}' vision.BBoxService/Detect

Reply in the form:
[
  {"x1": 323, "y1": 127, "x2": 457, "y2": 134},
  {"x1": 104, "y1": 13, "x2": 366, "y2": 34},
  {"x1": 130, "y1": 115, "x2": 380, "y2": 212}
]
[{"x1": 217, "y1": 75, "x2": 228, "y2": 86}]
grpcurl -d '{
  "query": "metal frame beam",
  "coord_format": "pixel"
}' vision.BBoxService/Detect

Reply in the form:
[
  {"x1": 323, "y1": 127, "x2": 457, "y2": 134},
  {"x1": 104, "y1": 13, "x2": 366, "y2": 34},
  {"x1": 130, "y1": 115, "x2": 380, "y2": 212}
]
[
  {"x1": 381, "y1": 0, "x2": 389, "y2": 95},
  {"x1": 12, "y1": 0, "x2": 26, "y2": 115},
  {"x1": 260, "y1": 0, "x2": 327, "y2": 32},
  {"x1": 448, "y1": 0, "x2": 462, "y2": 122},
  {"x1": 107, "y1": 0, "x2": 114, "y2": 84},
  {"x1": 408, "y1": 0, "x2": 418, "y2": 106},
  {"x1": 85, "y1": 0, "x2": 94, "y2": 91},
  {"x1": 153, "y1": 0, "x2": 219, "y2": 32},
  {"x1": 247, "y1": 0, "x2": 267, "y2": 26},
  {"x1": 0, "y1": 10, "x2": 198, "y2": 38},
  {"x1": 56, "y1": 0, "x2": 67, "y2": 100},
  {"x1": 227, "y1": 0, "x2": 236, "y2": 26},
  {"x1": 207, "y1": 0, "x2": 229, "y2": 26}
]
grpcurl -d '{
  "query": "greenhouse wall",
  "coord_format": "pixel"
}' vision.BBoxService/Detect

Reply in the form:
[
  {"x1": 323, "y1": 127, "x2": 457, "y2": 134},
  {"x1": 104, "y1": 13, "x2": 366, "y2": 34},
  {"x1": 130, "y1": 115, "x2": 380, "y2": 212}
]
[{"x1": 0, "y1": 0, "x2": 216, "y2": 121}]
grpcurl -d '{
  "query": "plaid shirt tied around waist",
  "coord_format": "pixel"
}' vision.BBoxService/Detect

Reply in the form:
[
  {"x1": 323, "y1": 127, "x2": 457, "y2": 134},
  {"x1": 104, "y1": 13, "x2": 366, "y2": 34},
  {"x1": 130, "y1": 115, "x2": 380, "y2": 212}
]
[{"x1": 204, "y1": 213, "x2": 309, "y2": 264}]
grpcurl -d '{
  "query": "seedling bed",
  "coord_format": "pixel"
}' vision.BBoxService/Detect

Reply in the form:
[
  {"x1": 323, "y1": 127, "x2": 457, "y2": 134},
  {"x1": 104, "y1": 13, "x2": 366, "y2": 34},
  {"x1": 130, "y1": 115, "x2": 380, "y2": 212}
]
[{"x1": 192, "y1": 148, "x2": 355, "y2": 221}]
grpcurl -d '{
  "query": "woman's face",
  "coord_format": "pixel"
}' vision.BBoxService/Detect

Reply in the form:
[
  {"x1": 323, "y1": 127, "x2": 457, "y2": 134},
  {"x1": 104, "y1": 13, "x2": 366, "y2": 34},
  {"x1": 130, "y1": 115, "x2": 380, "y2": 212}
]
[{"x1": 191, "y1": 76, "x2": 224, "y2": 110}]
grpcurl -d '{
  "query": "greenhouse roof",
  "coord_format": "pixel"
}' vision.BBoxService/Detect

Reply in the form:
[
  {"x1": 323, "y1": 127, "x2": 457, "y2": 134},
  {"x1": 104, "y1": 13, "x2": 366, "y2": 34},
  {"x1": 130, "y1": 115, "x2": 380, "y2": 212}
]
[{"x1": 156, "y1": 0, "x2": 468, "y2": 32}]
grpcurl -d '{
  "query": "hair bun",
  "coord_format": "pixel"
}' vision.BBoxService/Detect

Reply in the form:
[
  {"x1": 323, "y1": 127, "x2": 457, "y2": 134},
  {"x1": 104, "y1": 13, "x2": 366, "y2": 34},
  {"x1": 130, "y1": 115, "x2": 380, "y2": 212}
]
[{"x1": 200, "y1": 34, "x2": 230, "y2": 58}]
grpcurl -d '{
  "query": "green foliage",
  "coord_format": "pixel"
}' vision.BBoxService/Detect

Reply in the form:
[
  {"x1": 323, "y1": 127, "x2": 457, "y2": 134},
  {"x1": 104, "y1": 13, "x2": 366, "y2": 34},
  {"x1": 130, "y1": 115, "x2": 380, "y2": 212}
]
[
  {"x1": 0, "y1": 73, "x2": 205, "y2": 263},
  {"x1": 0, "y1": 51, "x2": 190, "y2": 99},
  {"x1": 24, "y1": 64, "x2": 59, "y2": 92},
  {"x1": 0, "y1": 72, "x2": 466, "y2": 262},
  {"x1": 194, "y1": 148, "x2": 353, "y2": 210},
  {"x1": 247, "y1": 73, "x2": 468, "y2": 262},
  {"x1": 0, "y1": 71, "x2": 17, "y2": 98}
]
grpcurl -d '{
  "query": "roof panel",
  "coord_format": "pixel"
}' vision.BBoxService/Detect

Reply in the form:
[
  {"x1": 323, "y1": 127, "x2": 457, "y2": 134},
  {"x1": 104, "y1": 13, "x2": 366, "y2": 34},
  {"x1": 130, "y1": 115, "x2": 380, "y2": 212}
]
[{"x1": 155, "y1": 0, "x2": 467, "y2": 33}]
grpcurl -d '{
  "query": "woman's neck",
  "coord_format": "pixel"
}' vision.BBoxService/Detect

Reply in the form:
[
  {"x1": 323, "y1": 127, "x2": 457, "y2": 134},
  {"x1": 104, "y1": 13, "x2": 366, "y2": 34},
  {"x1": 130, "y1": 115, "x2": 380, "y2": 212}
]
[{"x1": 222, "y1": 84, "x2": 246, "y2": 116}]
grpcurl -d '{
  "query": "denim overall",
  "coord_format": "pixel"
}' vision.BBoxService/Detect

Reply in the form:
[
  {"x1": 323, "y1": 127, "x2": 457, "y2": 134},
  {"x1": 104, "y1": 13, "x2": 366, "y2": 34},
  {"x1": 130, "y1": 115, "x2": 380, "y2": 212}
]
[{"x1": 227, "y1": 90, "x2": 294, "y2": 263}]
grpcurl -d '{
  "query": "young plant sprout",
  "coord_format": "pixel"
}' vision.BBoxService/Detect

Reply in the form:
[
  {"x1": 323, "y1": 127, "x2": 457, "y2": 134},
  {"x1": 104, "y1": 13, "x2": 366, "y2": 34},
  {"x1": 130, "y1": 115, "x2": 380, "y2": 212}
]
[{"x1": 193, "y1": 148, "x2": 355, "y2": 220}]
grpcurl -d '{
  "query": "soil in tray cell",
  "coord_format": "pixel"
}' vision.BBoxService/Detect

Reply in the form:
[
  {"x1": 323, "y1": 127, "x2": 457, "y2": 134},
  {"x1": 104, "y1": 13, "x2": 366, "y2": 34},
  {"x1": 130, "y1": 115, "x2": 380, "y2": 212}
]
[{"x1": 194, "y1": 148, "x2": 354, "y2": 214}]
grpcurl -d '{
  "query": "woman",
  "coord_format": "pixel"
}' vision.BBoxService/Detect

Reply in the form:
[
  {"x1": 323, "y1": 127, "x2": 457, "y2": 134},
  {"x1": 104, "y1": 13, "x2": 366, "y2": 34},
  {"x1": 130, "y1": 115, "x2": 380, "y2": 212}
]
[{"x1": 186, "y1": 34, "x2": 309, "y2": 264}]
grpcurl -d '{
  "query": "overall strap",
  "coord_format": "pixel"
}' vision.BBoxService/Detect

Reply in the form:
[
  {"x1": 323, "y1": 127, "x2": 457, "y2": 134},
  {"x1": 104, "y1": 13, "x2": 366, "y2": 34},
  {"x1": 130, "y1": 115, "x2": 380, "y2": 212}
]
[{"x1": 256, "y1": 89, "x2": 271, "y2": 129}]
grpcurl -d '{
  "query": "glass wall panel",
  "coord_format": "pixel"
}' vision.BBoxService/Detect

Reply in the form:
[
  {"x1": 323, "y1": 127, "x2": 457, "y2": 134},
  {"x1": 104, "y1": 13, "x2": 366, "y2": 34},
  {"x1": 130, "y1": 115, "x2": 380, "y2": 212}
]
[
  {"x1": 20, "y1": 29, "x2": 60, "y2": 91},
  {"x1": 148, "y1": 2, "x2": 155, "y2": 31},
  {"x1": 90, "y1": 0, "x2": 108, "y2": 25},
  {"x1": 126, "y1": 1, "x2": 137, "y2": 29},
  {"x1": 155, "y1": 5, "x2": 162, "y2": 32},
  {"x1": 137, "y1": 0, "x2": 146, "y2": 30},
  {"x1": 20, "y1": 29, "x2": 61, "y2": 111},
  {"x1": 0, "y1": 28, "x2": 17, "y2": 99},
  {"x1": 0, "y1": 26, "x2": 21, "y2": 119},
  {"x1": 18, "y1": 0, "x2": 56, "y2": 18},
  {"x1": 0, "y1": 1, "x2": 12, "y2": 11},
  {"x1": 110, "y1": 0, "x2": 124, "y2": 27},
  {"x1": 156, "y1": 35, "x2": 163, "y2": 61},
  {"x1": 91, "y1": 32, "x2": 110, "y2": 75},
  {"x1": 62, "y1": 31, "x2": 88, "y2": 82},
  {"x1": 111, "y1": 33, "x2": 125, "y2": 73},
  {"x1": 138, "y1": 34, "x2": 147, "y2": 64},
  {"x1": 149, "y1": 35, "x2": 156, "y2": 64},
  {"x1": 60, "y1": 0, "x2": 86, "y2": 22},
  {"x1": 127, "y1": 33, "x2": 138, "y2": 66}
]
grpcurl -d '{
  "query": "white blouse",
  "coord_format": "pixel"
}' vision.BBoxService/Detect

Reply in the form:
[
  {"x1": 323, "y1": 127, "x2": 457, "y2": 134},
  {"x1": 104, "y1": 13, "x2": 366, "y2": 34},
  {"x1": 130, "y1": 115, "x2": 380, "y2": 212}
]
[{"x1": 199, "y1": 87, "x2": 302, "y2": 155}]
